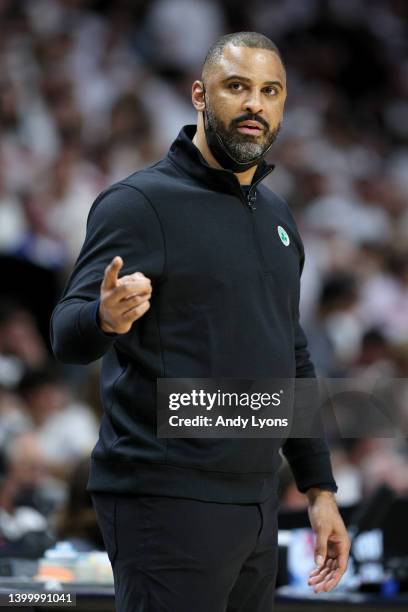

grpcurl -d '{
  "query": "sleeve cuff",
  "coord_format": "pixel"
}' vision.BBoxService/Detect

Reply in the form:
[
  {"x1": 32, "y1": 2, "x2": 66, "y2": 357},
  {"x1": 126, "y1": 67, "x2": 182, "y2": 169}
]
[
  {"x1": 304, "y1": 483, "x2": 338, "y2": 493},
  {"x1": 78, "y1": 299, "x2": 119, "y2": 351},
  {"x1": 289, "y1": 451, "x2": 338, "y2": 494}
]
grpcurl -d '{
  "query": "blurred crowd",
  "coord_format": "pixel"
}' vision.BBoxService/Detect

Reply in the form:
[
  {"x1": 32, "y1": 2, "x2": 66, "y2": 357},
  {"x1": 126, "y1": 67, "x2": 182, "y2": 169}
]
[{"x1": 0, "y1": 0, "x2": 407, "y2": 558}]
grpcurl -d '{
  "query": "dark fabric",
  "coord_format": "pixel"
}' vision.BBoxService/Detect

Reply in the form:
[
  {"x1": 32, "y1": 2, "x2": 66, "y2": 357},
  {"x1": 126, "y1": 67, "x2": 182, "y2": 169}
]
[
  {"x1": 50, "y1": 124, "x2": 337, "y2": 500},
  {"x1": 92, "y1": 491, "x2": 279, "y2": 612},
  {"x1": 240, "y1": 185, "x2": 251, "y2": 194}
]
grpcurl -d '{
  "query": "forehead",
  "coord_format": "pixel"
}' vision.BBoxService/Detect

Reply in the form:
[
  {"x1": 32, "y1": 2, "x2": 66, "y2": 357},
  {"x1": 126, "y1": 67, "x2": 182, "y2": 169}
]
[{"x1": 209, "y1": 44, "x2": 286, "y2": 85}]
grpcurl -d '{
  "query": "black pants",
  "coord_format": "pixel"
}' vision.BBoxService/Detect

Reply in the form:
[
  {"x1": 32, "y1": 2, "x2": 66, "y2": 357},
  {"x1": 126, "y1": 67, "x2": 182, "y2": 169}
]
[{"x1": 91, "y1": 492, "x2": 279, "y2": 612}]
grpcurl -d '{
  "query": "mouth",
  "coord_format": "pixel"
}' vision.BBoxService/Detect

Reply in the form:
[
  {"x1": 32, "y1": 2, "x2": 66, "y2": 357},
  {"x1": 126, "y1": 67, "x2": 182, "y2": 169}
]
[{"x1": 236, "y1": 121, "x2": 264, "y2": 135}]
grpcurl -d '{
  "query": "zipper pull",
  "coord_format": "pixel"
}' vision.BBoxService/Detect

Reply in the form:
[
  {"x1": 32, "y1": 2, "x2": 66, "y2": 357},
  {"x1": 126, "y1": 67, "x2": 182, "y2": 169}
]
[{"x1": 247, "y1": 190, "x2": 257, "y2": 211}]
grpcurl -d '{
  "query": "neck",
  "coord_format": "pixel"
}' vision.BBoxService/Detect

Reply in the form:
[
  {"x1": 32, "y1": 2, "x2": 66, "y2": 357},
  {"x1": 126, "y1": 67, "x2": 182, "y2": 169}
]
[{"x1": 192, "y1": 121, "x2": 258, "y2": 186}]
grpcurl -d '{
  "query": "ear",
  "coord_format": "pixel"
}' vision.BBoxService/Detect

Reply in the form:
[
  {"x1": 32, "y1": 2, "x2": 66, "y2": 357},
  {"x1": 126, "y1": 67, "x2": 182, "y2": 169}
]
[{"x1": 192, "y1": 80, "x2": 206, "y2": 112}]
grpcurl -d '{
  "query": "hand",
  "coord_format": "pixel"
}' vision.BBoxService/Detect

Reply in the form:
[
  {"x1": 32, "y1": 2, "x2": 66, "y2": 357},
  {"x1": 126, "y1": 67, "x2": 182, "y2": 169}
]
[
  {"x1": 99, "y1": 256, "x2": 152, "y2": 334},
  {"x1": 306, "y1": 488, "x2": 351, "y2": 593}
]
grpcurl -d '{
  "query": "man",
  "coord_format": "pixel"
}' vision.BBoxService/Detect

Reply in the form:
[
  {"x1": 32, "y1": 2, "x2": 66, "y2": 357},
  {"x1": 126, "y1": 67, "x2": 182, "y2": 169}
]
[
  {"x1": 0, "y1": 433, "x2": 53, "y2": 558},
  {"x1": 51, "y1": 32, "x2": 350, "y2": 612}
]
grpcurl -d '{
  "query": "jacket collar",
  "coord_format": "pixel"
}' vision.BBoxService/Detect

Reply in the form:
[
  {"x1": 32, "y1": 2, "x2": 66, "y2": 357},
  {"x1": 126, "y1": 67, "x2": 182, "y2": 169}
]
[{"x1": 167, "y1": 125, "x2": 275, "y2": 194}]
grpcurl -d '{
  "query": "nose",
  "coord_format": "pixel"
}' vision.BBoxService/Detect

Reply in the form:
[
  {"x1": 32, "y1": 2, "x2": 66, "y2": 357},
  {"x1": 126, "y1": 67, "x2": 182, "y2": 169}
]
[{"x1": 243, "y1": 89, "x2": 263, "y2": 116}]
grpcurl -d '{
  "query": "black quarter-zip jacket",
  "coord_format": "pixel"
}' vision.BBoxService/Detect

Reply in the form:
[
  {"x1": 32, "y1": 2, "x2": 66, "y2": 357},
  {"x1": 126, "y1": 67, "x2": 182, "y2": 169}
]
[{"x1": 51, "y1": 125, "x2": 337, "y2": 502}]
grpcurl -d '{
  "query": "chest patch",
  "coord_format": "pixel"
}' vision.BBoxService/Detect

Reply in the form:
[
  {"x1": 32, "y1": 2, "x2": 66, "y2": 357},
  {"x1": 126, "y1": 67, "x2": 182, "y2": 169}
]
[{"x1": 277, "y1": 225, "x2": 290, "y2": 246}]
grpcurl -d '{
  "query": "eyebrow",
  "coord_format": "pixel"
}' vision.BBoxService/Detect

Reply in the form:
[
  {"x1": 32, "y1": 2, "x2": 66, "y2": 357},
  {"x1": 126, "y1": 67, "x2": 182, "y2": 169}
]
[{"x1": 222, "y1": 74, "x2": 284, "y2": 89}]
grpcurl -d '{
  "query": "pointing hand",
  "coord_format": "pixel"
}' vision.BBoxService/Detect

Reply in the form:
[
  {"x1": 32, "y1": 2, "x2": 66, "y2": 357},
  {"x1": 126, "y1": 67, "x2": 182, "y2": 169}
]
[{"x1": 99, "y1": 256, "x2": 152, "y2": 334}]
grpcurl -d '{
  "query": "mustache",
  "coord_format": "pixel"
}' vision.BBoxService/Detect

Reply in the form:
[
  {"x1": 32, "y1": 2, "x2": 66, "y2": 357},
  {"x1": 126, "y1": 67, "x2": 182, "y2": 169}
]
[{"x1": 230, "y1": 113, "x2": 270, "y2": 131}]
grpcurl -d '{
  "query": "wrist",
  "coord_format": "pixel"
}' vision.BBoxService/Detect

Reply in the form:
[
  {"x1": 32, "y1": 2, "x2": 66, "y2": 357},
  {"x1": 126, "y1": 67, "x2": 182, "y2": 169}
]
[
  {"x1": 98, "y1": 305, "x2": 117, "y2": 335},
  {"x1": 305, "y1": 487, "x2": 336, "y2": 505}
]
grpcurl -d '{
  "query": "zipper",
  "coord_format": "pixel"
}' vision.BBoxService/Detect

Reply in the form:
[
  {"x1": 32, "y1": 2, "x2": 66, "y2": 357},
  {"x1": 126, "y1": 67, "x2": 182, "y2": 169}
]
[
  {"x1": 238, "y1": 184, "x2": 269, "y2": 270},
  {"x1": 246, "y1": 190, "x2": 257, "y2": 211},
  {"x1": 241, "y1": 167, "x2": 272, "y2": 211},
  {"x1": 234, "y1": 165, "x2": 274, "y2": 268}
]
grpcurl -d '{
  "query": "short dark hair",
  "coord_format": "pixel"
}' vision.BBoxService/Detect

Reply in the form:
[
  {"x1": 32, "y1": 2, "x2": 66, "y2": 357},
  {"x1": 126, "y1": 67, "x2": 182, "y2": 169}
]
[
  {"x1": 202, "y1": 31, "x2": 284, "y2": 81},
  {"x1": 18, "y1": 365, "x2": 63, "y2": 397}
]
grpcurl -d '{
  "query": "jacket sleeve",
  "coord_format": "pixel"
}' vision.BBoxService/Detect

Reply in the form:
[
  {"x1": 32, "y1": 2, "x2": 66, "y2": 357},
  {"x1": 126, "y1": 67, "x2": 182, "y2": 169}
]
[
  {"x1": 281, "y1": 240, "x2": 338, "y2": 494},
  {"x1": 50, "y1": 183, "x2": 165, "y2": 365}
]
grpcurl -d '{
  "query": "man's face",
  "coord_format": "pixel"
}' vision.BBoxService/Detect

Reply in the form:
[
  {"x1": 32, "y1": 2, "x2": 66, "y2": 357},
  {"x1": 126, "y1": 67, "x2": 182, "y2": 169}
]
[{"x1": 202, "y1": 45, "x2": 287, "y2": 163}]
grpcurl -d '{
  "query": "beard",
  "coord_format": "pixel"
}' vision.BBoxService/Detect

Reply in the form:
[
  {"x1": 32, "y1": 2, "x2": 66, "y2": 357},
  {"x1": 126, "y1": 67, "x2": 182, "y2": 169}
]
[{"x1": 205, "y1": 103, "x2": 281, "y2": 164}]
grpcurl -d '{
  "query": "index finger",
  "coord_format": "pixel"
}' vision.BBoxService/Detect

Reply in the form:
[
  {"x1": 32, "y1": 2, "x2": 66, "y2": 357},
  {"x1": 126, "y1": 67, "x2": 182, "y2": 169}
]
[
  {"x1": 324, "y1": 541, "x2": 350, "y2": 589},
  {"x1": 102, "y1": 256, "x2": 123, "y2": 291},
  {"x1": 336, "y1": 544, "x2": 350, "y2": 575}
]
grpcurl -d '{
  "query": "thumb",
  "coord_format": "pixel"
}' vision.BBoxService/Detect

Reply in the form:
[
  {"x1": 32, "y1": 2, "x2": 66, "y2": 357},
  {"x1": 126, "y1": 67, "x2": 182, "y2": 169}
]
[{"x1": 314, "y1": 533, "x2": 328, "y2": 567}]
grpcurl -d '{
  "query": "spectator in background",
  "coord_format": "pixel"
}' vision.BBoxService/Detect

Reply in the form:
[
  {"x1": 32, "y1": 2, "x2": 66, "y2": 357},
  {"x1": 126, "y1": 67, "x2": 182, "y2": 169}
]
[
  {"x1": 0, "y1": 387, "x2": 30, "y2": 449},
  {"x1": 0, "y1": 433, "x2": 54, "y2": 558},
  {"x1": 18, "y1": 367, "x2": 98, "y2": 480},
  {"x1": 304, "y1": 273, "x2": 361, "y2": 375},
  {"x1": 358, "y1": 250, "x2": 408, "y2": 341},
  {"x1": 350, "y1": 328, "x2": 393, "y2": 379},
  {"x1": 0, "y1": 300, "x2": 48, "y2": 386},
  {"x1": 342, "y1": 438, "x2": 408, "y2": 499},
  {"x1": 19, "y1": 367, "x2": 98, "y2": 477}
]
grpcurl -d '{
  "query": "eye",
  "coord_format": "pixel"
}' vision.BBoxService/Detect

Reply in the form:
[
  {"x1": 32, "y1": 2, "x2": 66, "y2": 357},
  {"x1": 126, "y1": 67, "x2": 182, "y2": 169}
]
[
  {"x1": 228, "y1": 82, "x2": 244, "y2": 92},
  {"x1": 263, "y1": 86, "x2": 278, "y2": 96}
]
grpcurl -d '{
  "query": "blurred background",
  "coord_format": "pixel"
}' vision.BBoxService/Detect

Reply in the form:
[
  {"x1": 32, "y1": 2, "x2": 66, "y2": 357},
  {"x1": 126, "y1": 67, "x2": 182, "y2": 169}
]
[{"x1": 0, "y1": 0, "x2": 407, "y2": 600}]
